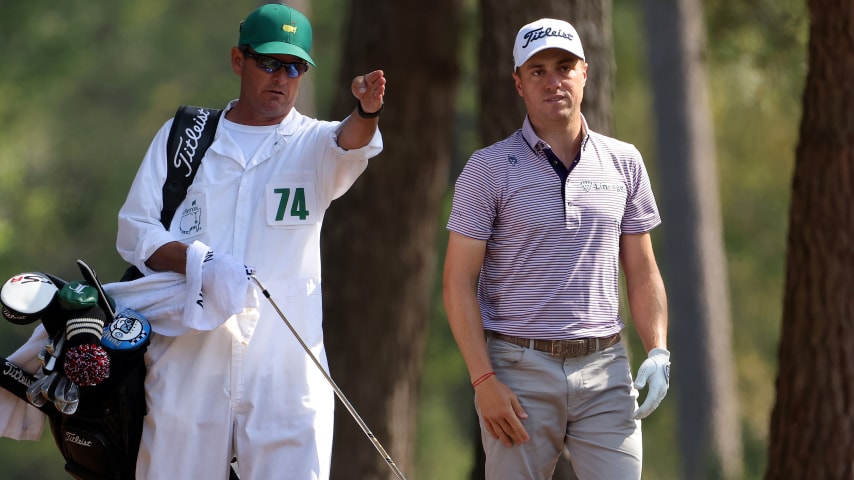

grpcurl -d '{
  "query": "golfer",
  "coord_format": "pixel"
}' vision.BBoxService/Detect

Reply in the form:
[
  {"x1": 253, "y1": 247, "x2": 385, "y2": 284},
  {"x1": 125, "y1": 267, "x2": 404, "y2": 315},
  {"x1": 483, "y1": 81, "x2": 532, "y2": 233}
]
[{"x1": 443, "y1": 17, "x2": 670, "y2": 479}]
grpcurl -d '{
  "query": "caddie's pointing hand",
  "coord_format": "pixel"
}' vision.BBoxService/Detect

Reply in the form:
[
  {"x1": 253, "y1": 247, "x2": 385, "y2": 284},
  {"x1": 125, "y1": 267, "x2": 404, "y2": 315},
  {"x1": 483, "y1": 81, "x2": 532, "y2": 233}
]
[
  {"x1": 351, "y1": 70, "x2": 386, "y2": 115},
  {"x1": 633, "y1": 347, "x2": 670, "y2": 419}
]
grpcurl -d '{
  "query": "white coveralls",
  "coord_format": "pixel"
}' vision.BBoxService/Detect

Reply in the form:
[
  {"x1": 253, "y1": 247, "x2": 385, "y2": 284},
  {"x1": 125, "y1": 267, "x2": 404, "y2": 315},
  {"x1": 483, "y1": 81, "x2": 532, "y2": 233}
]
[{"x1": 117, "y1": 101, "x2": 383, "y2": 480}]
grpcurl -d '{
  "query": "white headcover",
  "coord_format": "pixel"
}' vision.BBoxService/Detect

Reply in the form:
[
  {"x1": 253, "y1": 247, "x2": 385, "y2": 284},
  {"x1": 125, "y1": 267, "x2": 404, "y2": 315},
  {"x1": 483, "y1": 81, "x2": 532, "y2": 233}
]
[{"x1": 1, "y1": 273, "x2": 58, "y2": 325}]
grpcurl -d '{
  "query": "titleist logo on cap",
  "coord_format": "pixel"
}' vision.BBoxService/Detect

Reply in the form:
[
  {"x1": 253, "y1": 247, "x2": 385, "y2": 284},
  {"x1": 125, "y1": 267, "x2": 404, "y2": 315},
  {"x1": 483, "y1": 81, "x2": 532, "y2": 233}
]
[
  {"x1": 520, "y1": 26, "x2": 575, "y2": 49},
  {"x1": 513, "y1": 19, "x2": 585, "y2": 68}
]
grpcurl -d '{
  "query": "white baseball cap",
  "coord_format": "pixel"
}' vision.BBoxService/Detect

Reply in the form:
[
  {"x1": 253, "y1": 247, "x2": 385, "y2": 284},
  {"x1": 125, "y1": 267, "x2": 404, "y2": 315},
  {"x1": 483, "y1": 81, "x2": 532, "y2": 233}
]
[{"x1": 513, "y1": 18, "x2": 585, "y2": 69}]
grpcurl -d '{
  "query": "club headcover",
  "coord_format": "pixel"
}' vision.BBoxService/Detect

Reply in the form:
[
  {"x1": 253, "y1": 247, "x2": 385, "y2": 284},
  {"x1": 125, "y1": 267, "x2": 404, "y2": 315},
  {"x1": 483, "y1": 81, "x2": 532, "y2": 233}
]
[{"x1": 1, "y1": 272, "x2": 60, "y2": 325}]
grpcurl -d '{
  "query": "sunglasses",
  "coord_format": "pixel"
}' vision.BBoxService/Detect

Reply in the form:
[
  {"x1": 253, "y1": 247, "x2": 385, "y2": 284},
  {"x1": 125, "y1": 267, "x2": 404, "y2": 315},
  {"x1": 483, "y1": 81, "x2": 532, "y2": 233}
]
[{"x1": 242, "y1": 49, "x2": 309, "y2": 78}]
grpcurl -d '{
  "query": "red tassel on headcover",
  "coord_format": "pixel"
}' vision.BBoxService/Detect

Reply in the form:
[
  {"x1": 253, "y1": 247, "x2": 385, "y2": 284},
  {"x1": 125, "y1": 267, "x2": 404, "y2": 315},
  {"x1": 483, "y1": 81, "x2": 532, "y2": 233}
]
[{"x1": 63, "y1": 306, "x2": 111, "y2": 386}]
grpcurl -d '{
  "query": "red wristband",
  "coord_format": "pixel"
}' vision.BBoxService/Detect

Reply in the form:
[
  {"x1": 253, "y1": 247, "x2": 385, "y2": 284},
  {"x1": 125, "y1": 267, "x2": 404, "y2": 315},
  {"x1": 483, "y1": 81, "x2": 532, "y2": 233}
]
[{"x1": 472, "y1": 371, "x2": 496, "y2": 389}]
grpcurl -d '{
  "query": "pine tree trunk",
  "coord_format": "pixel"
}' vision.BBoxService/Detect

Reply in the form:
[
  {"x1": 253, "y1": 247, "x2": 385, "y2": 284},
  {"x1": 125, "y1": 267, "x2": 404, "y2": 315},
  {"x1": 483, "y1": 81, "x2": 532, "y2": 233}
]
[
  {"x1": 642, "y1": 0, "x2": 743, "y2": 478},
  {"x1": 322, "y1": 0, "x2": 460, "y2": 478},
  {"x1": 766, "y1": 0, "x2": 854, "y2": 477}
]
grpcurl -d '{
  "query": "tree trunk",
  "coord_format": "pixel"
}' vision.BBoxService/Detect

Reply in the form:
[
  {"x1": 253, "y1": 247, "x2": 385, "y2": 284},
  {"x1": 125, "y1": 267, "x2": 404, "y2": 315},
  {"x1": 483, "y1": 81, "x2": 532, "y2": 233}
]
[
  {"x1": 766, "y1": 0, "x2": 854, "y2": 478},
  {"x1": 287, "y1": 0, "x2": 315, "y2": 116},
  {"x1": 322, "y1": 0, "x2": 460, "y2": 478},
  {"x1": 642, "y1": 0, "x2": 743, "y2": 478},
  {"x1": 473, "y1": 1, "x2": 613, "y2": 478}
]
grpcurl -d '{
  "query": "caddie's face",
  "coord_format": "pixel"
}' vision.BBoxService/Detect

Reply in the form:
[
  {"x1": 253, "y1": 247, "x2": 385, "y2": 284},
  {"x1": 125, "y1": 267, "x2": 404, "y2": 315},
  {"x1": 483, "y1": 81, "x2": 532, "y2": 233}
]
[
  {"x1": 513, "y1": 48, "x2": 587, "y2": 125},
  {"x1": 230, "y1": 47, "x2": 304, "y2": 126}
]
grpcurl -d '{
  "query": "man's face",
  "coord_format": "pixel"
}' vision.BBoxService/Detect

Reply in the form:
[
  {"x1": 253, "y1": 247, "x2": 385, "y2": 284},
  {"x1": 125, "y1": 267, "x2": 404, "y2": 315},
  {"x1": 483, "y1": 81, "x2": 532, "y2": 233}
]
[
  {"x1": 513, "y1": 48, "x2": 587, "y2": 125},
  {"x1": 231, "y1": 47, "x2": 306, "y2": 125}
]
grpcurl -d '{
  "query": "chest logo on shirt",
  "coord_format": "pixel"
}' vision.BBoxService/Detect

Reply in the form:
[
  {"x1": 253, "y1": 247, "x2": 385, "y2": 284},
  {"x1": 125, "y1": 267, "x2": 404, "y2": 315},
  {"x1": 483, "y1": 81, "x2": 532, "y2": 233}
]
[
  {"x1": 179, "y1": 200, "x2": 202, "y2": 234},
  {"x1": 580, "y1": 180, "x2": 626, "y2": 193}
]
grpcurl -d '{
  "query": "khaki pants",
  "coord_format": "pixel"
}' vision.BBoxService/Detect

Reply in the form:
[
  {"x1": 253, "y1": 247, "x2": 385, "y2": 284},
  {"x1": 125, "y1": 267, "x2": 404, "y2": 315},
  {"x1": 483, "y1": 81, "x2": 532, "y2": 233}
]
[{"x1": 479, "y1": 337, "x2": 642, "y2": 480}]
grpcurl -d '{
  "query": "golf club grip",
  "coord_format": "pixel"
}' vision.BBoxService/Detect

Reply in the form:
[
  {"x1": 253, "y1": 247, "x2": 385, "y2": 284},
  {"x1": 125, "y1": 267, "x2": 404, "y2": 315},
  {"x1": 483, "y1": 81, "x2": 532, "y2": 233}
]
[{"x1": 0, "y1": 357, "x2": 55, "y2": 415}]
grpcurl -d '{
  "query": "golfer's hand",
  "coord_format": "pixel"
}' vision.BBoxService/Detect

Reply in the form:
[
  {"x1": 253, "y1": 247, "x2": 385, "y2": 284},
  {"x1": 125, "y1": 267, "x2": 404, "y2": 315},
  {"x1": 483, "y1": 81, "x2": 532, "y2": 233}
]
[
  {"x1": 633, "y1": 347, "x2": 671, "y2": 419},
  {"x1": 474, "y1": 376, "x2": 529, "y2": 447},
  {"x1": 351, "y1": 70, "x2": 385, "y2": 114}
]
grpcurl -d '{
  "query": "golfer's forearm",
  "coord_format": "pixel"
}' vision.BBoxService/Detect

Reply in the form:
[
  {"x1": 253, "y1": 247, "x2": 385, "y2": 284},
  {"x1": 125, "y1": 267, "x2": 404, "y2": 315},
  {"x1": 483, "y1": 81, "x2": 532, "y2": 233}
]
[
  {"x1": 452, "y1": 323, "x2": 493, "y2": 381},
  {"x1": 627, "y1": 273, "x2": 668, "y2": 352},
  {"x1": 444, "y1": 292, "x2": 492, "y2": 380}
]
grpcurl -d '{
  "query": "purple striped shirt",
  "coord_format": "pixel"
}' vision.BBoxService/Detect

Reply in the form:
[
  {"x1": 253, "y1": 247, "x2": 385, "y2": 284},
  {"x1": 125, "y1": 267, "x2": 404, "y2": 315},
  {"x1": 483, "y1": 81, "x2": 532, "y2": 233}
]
[{"x1": 447, "y1": 117, "x2": 661, "y2": 339}]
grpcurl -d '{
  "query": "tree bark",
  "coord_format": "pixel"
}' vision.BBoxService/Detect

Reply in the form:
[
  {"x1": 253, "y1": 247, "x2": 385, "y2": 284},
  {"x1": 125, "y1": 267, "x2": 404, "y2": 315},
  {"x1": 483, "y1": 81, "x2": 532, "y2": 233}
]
[
  {"x1": 642, "y1": 0, "x2": 743, "y2": 478},
  {"x1": 287, "y1": 0, "x2": 315, "y2": 117},
  {"x1": 766, "y1": 0, "x2": 854, "y2": 478},
  {"x1": 473, "y1": 1, "x2": 613, "y2": 478},
  {"x1": 322, "y1": 0, "x2": 460, "y2": 478}
]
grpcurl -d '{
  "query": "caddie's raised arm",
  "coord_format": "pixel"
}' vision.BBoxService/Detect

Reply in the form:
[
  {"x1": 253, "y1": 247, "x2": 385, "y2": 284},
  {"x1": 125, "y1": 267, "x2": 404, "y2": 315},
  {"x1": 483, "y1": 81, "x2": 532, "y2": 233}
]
[{"x1": 338, "y1": 70, "x2": 386, "y2": 150}]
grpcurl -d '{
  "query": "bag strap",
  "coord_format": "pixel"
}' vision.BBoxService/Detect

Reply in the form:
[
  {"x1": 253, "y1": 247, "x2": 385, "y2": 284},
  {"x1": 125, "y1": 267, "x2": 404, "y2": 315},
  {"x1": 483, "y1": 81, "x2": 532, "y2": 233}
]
[
  {"x1": 160, "y1": 105, "x2": 223, "y2": 229},
  {"x1": 120, "y1": 106, "x2": 222, "y2": 282}
]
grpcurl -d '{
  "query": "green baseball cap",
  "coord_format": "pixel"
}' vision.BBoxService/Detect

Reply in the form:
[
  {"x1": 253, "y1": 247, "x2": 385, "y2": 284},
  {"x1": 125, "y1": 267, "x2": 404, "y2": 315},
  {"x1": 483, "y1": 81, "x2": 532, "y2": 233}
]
[{"x1": 238, "y1": 4, "x2": 316, "y2": 66}]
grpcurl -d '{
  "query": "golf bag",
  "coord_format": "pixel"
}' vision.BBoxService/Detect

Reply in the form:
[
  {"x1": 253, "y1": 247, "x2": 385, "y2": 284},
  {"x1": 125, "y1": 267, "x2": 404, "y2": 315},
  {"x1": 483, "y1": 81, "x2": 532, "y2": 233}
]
[
  {"x1": 0, "y1": 264, "x2": 151, "y2": 479},
  {"x1": 45, "y1": 345, "x2": 148, "y2": 479},
  {"x1": 0, "y1": 106, "x2": 225, "y2": 478}
]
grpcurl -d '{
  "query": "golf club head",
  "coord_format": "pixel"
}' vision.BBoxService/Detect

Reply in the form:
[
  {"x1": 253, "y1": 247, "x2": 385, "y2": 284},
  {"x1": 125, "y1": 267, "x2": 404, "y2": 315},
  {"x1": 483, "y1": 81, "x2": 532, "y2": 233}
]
[
  {"x1": 26, "y1": 372, "x2": 54, "y2": 407},
  {"x1": 53, "y1": 376, "x2": 80, "y2": 414},
  {"x1": 43, "y1": 333, "x2": 65, "y2": 373},
  {"x1": 1, "y1": 272, "x2": 60, "y2": 325}
]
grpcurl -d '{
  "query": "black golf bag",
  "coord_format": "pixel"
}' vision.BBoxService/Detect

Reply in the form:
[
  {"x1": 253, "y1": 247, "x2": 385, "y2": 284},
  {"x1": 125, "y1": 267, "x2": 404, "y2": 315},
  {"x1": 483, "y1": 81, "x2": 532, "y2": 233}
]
[
  {"x1": 0, "y1": 105, "x2": 226, "y2": 478},
  {"x1": 0, "y1": 263, "x2": 151, "y2": 479}
]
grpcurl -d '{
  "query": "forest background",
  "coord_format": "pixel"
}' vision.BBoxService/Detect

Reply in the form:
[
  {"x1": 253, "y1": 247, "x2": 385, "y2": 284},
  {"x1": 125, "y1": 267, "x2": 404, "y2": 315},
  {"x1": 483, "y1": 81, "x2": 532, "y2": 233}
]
[{"x1": 0, "y1": 0, "x2": 805, "y2": 478}]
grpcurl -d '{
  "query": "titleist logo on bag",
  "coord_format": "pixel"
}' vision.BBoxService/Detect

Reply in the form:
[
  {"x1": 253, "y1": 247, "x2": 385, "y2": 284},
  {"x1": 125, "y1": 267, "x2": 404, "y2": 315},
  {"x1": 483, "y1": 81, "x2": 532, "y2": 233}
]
[
  {"x1": 3, "y1": 361, "x2": 33, "y2": 388},
  {"x1": 64, "y1": 431, "x2": 94, "y2": 447},
  {"x1": 172, "y1": 108, "x2": 214, "y2": 178}
]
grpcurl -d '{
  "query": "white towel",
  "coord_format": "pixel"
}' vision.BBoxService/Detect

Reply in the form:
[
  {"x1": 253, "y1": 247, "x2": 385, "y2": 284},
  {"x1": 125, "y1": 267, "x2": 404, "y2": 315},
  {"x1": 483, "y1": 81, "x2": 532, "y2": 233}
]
[
  {"x1": 104, "y1": 271, "x2": 203, "y2": 337},
  {"x1": 187, "y1": 240, "x2": 257, "y2": 331},
  {"x1": 103, "y1": 265, "x2": 258, "y2": 337}
]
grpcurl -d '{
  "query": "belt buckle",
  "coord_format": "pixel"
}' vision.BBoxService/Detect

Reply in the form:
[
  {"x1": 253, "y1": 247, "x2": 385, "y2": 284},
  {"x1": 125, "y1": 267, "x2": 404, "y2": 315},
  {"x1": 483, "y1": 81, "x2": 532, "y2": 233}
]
[{"x1": 551, "y1": 339, "x2": 582, "y2": 357}]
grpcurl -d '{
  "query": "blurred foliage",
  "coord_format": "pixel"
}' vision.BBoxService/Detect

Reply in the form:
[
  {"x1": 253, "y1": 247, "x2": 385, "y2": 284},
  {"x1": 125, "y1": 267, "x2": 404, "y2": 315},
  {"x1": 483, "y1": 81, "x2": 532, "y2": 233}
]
[{"x1": 0, "y1": 0, "x2": 806, "y2": 478}]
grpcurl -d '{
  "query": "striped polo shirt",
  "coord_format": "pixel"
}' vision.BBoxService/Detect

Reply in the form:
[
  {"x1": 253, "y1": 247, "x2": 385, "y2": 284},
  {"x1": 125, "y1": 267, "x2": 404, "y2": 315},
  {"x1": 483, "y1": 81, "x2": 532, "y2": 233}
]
[{"x1": 447, "y1": 116, "x2": 661, "y2": 339}]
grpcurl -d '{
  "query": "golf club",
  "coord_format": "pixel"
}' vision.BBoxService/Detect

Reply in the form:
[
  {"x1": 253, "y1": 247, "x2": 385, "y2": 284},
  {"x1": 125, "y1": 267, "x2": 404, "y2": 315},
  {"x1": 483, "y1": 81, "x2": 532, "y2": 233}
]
[{"x1": 249, "y1": 275, "x2": 406, "y2": 480}]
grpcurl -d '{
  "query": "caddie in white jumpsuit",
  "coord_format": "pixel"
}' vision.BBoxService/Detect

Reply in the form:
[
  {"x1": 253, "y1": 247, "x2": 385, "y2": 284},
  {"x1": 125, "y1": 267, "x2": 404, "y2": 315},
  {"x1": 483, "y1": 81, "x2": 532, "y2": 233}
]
[{"x1": 116, "y1": 4, "x2": 386, "y2": 479}]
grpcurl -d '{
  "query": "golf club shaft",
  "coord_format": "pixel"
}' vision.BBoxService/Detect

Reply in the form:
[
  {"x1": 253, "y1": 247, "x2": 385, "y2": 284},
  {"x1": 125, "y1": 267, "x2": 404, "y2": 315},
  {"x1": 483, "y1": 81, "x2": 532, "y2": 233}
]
[{"x1": 250, "y1": 275, "x2": 406, "y2": 480}]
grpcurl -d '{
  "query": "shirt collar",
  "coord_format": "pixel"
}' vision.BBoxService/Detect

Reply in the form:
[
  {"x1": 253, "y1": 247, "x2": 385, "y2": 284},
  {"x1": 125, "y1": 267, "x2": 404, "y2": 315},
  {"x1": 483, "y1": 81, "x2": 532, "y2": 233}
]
[{"x1": 521, "y1": 114, "x2": 591, "y2": 154}]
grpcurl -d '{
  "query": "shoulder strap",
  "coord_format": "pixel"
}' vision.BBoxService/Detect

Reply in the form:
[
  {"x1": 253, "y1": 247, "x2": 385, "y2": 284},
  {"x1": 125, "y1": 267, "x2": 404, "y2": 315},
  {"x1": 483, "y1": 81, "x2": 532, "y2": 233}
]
[{"x1": 160, "y1": 105, "x2": 223, "y2": 229}]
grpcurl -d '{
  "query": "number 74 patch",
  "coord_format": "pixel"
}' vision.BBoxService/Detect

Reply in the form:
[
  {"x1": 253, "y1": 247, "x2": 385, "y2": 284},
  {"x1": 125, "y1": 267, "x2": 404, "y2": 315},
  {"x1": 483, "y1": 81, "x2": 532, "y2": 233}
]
[{"x1": 265, "y1": 182, "x2": 317, "y2": 226}]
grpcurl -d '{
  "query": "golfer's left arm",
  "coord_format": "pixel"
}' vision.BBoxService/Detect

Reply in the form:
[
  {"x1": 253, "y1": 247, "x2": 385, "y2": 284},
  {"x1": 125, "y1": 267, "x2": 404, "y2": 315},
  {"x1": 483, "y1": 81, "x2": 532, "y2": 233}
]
[
  {"x1": 620, "y1": 232, "x2": 667, "y2": 351},
  {"x1": 621, "y1": 231, "x2": 670, "y2": 419},
  {"x1": 338, "y1": 70, "x2": 385, "y2": 150}
]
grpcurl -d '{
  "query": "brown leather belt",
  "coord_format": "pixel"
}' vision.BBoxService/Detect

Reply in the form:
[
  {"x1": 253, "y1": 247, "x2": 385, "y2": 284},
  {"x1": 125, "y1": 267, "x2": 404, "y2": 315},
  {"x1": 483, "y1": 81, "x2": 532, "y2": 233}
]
[{"x1": 487, "y1": 331, "x2": 621, "y2": 358}]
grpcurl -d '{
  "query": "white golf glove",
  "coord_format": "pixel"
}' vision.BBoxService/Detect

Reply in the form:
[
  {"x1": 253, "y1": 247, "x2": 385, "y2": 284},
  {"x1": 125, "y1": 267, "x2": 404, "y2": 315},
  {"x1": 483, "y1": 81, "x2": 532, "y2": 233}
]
[{"x1": 633, "y1": 347, "x2": 670, "y2": 419}]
